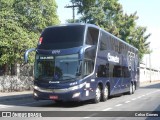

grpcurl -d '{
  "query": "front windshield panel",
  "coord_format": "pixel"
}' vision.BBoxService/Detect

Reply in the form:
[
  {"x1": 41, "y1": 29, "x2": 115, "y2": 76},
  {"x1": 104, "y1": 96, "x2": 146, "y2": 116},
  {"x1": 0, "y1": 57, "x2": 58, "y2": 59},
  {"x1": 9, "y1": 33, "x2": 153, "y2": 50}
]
[
  {"x1": 35, "y1": 54, "x2": 81, "y2": 81},
  {"x1": 38, "y1": 25, "x2": 85, "y2": 49}
]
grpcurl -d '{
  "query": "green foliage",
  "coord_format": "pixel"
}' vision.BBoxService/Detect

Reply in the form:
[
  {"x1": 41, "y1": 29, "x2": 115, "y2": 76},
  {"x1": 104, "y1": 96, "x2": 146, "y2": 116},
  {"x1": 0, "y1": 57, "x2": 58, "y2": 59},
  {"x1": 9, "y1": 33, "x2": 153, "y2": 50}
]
[
  {"x1": 66, "y1": 19, "x2": 80, "y2": 23},
  {"x1": 0, "y1": 0, "x2": 59, "y2": 74},
  {"x1": 13, "y1": 0, "x2": 59, "y2": 33},
  {"x1": 71, "y1": 0, "x2": 151, "y2": 60}
]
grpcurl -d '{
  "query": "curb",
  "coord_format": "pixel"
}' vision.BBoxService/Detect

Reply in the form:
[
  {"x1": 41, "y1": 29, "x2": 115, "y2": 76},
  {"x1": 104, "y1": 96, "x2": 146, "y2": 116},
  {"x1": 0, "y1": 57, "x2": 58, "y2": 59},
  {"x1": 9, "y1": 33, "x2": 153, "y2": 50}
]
[{"x1": 140, "y1": 81, "x2": 160, "y2": 87}]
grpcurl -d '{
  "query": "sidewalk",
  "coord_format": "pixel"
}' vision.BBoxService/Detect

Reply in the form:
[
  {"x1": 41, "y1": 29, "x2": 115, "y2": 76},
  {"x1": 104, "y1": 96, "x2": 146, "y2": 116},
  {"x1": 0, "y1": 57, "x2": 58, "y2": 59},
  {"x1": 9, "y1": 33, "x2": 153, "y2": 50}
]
[
  {"x1": 0, "y1": 81, "x2": 160, "y2": 102},
  {"x1": 0, "y1": 91, "x2": 33, "y2": 102}
]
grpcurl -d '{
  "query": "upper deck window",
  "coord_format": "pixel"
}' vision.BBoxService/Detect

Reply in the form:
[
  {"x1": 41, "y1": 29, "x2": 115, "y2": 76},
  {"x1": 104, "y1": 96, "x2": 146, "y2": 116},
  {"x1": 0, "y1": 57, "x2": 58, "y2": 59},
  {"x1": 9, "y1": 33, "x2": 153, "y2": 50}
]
[
  {"x1": 85, "y1": 27, "x2": 99, "y2": 45},
  {"x1": 38, "y1": 25, "x2": 85, "y2": 50},
  {"x1": 84, "y1": 27, "x2": 99, "y2": 60}
]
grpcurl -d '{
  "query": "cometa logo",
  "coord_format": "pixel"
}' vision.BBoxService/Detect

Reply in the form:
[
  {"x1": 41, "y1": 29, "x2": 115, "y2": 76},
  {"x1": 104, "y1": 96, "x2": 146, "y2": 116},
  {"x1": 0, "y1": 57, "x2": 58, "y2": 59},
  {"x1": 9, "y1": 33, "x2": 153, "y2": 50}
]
[{"x1": 107, "y1": 53, "x2": 119, "y2": 63}]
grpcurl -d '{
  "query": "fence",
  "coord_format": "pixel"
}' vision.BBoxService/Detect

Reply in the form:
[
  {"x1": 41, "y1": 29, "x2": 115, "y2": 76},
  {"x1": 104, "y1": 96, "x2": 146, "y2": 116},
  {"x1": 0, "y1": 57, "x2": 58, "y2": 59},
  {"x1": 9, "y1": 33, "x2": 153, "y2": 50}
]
[
  {"x1": 140, "y1": 63, "x2": 160, "y2": 83},
  {"x1": 0, "y1": 64, "x2": 34, "y2": 92},
  {"x1": 0, "y1": 76, "x2": 33, "y2": 92}
]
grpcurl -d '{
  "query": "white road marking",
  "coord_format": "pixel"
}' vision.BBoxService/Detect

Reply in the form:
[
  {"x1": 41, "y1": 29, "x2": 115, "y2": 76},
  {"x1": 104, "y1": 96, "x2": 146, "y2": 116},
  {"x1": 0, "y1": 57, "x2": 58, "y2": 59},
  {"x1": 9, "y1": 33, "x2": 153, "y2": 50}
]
[
  {"x1": 96, "y1": 90, "x2": 160, "y2": 117},
  {"x1": 146, "y1": 93, "x2": 151, "y2": 95},
  {"x1": 83, "y1": 113, "x2": 98, "y2": 119},
  {"x1": 115, "y1": 104, "x2": 122, "y2": 107},
  {"x1": 137, "y1": 96, "x2": 142, "y2": 99},
  {"x1": 125, "y1": 101, "x2": 131, "y2": 103},
  {"x1": 131, "y1": 98, "x2": 137, "y2": 101},
  {"x1": 102, "y1": 107, "x2": 113, "y2": 111}
]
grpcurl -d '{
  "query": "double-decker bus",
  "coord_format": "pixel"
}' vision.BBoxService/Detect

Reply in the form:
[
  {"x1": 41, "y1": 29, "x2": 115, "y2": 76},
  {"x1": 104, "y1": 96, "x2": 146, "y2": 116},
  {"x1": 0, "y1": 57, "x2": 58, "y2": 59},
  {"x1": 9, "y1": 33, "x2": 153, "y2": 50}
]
[{"x1": 24, "y1": 23, "x2": 139, "y2": 103}]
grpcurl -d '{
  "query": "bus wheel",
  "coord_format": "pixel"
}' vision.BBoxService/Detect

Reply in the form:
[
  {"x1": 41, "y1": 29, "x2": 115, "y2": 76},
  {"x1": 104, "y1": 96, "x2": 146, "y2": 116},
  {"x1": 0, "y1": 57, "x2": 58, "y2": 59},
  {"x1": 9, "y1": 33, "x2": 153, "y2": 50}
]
[
  {"x1": 93, "y1": 85, "x2": 101, "y2": 103},
  {"x1": 132, "y1": 83, "x2": 136, "y2": 94},
  {"x1": 101, "y1": 85, "x2": 109, "y2": 102},
  {"x1": 128, "y1": 83, "x2": 133, "y2": 95}
]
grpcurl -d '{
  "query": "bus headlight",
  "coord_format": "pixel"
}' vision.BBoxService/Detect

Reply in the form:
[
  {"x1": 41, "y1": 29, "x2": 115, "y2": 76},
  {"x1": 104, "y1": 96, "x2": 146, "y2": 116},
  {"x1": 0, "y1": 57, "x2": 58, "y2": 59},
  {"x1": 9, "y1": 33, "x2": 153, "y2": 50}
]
[
  {"x1": 72, "y1": 92, "x2": 80, "y2": 98},
  {"x1": 34, "y1": 86, "x2": 40, "y2": 90}
]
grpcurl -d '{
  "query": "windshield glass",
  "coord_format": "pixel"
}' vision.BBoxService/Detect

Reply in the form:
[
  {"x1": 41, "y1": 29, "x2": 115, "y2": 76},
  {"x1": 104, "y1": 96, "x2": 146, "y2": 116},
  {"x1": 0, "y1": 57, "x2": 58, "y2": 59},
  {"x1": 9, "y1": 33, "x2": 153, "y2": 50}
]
[
  {"x1": 35, "y1": 54, "x2": 81, "y2": 81},
  {"x1": 38, "y1": 25, "x2": 85, "y2": 49}
]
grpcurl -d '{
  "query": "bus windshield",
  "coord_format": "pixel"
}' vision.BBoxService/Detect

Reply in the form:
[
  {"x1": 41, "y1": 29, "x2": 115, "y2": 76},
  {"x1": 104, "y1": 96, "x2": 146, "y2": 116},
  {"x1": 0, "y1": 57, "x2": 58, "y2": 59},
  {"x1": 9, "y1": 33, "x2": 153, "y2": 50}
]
[
  {"x1": 38, "y1": 25, "x2": 85, "y2": 49},
  {"x1": 35, "y1": 54, "x2": 81, "y2": 81}
]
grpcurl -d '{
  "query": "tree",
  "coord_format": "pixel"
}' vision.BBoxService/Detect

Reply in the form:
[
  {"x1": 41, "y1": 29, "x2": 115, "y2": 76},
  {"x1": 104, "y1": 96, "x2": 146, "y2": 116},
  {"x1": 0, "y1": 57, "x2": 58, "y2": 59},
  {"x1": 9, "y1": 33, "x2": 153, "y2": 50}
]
[
  {"x1": 13, "y1": 0, "x2": 59, "y2": 33},
  {"x1": 0, "y1": 0, "x2": 59, "y2": 75},
  {"x1": 131, "y1": 26, "x2": 151, "y2": 59},
  {"x1": 71, "y1": 0, "x2": 151, "y2": 60},
  {"x1": 66, "y1": 19, "x2": 80, "y2": 23}
]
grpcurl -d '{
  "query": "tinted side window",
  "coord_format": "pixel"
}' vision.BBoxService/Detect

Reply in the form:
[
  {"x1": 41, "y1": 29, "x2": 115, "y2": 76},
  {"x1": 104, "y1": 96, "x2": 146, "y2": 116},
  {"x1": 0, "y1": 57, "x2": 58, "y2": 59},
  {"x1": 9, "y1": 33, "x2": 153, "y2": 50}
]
[
  {"x1": 123, "y1": 66, "x2": 131, "y2": 78},
  {"x1": 113, "y1": 65, "x2": 122, "y2": 77},
  {"x1": 97, "y1": 64, "x2": 109, "y2": 77},
  {"x1": 100, "y1": 31, "x2": 107, "y2": 51},
  {"x1": 86, "y1": 27, "x2": 99, "y2": 45},
  {"x1": 83, "y1": 60, "x2": 94, "y2": 77},
  {"x1": 84, "y1": 27, "x2": 99, "y2": 75}
]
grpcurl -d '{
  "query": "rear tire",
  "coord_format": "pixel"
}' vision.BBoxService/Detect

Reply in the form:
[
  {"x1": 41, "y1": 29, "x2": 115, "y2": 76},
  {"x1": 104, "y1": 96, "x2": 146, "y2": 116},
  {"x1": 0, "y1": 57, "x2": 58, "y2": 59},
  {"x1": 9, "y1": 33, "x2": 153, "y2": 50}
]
[
  {"x1": 132, "y1": 83, "x2": 136, "y2": 94},
  {"x1": 128, "y1": 82, "x2": 133, "y2": 95},
  {"x1": 101, "y1": 85, "x2": 109, "y2": 102},
  {"x1": 93, "y1": 85, "x2": 101, "y2": 103}
]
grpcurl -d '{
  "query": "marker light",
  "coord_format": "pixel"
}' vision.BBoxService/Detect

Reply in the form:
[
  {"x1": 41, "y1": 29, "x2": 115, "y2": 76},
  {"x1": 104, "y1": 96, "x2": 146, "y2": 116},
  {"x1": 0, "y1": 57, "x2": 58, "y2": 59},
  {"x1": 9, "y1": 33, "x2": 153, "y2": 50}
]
[
  {"x1": 72, "y1": 92, "x2": 80, "y2": 98},
  {"x1": 33, "y1": 92, "x2": 38, "y2": 97},
  {"x1": 38, "y1": 37, "x2": 43, "y2": 45}
]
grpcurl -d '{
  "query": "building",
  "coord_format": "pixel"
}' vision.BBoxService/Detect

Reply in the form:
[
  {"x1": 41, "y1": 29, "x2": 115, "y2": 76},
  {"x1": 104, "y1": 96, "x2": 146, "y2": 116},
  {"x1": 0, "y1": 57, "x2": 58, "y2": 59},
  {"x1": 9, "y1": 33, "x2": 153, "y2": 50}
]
[{"x1": 140, "y1": 63, "x2": 160, "y2": 83}]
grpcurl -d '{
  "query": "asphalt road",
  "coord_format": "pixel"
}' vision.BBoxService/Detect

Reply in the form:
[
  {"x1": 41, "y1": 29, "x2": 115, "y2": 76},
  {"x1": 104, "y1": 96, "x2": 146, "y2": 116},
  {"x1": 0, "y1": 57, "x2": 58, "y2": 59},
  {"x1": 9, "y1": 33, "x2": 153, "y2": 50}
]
[{"x1": 0, "y1": 83, "x2": 160, "y2": 120}]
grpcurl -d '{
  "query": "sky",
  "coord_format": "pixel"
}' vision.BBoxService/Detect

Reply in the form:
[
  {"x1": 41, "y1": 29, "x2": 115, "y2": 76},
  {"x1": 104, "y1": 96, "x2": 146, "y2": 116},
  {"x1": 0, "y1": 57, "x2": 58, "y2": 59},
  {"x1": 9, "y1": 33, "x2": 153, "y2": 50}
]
[
  {"x1": 118, "y1": 0, "x2": 160, "y2": 69},
  {"x1": 55, "y1": 0, "x2": 160, "y2": 69}
]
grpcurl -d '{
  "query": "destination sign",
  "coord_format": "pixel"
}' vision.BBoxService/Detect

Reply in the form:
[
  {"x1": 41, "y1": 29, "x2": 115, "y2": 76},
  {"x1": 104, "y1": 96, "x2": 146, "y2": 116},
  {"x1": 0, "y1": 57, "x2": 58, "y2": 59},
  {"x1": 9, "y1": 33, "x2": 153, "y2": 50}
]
[{"x1": 39, "y1": 56, "x2": 54, "y2": 60}]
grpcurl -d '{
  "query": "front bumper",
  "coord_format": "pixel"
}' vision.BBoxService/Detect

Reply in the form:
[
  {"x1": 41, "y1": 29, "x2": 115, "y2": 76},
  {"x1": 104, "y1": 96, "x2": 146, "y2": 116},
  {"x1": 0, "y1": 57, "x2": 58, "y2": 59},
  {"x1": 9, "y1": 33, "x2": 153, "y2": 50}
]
[{"x1": 33, "y1": 84, "x2": 86, "y2": 102}]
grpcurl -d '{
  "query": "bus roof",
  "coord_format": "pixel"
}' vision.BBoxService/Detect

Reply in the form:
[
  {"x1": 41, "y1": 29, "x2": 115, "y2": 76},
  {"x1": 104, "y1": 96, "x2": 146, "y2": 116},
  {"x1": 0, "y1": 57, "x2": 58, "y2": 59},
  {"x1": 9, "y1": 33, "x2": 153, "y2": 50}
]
[{"x1": 45, "y1": 23, "x2": 138, "y2": 51}]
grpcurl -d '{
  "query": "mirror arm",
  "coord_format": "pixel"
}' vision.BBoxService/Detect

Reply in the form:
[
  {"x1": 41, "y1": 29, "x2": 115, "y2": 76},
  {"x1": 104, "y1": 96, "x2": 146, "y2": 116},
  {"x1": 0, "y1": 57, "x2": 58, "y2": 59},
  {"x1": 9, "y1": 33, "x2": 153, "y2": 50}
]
[{"x1": 24, "y1": 48, "x2": 36, "y2": 63}]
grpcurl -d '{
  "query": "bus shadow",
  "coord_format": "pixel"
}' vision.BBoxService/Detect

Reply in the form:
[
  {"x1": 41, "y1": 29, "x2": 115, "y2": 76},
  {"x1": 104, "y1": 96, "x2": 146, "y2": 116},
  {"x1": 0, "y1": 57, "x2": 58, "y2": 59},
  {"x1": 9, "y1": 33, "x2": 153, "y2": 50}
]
[
  {"x1": 40, "y1": 94, "x2": 124, "y2": 108},
  {"x1": 43, "y1": 100, "x2": 96, "y2": 108},
  {"x1": 0, "y1": 93, "x2": 122, "y2": 108},
  {"x1": 0, "y1": 91, "x2": 99, "y2": 108}
]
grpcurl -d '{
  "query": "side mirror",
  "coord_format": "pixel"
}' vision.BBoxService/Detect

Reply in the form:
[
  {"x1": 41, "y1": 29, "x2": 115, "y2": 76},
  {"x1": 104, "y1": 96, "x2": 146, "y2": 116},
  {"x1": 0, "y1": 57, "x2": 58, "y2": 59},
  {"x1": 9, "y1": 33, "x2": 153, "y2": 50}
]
[{"x1": 24, "y1": 48, "x2": 36, "y2": 63}]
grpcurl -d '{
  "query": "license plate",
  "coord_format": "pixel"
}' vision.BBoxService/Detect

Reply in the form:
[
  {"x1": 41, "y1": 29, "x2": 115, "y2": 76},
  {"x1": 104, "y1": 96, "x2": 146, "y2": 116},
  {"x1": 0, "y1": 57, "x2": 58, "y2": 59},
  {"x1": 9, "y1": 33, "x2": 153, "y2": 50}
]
[{"x1": 49, "y1": 96, "x2": 58, "y2": 100}]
